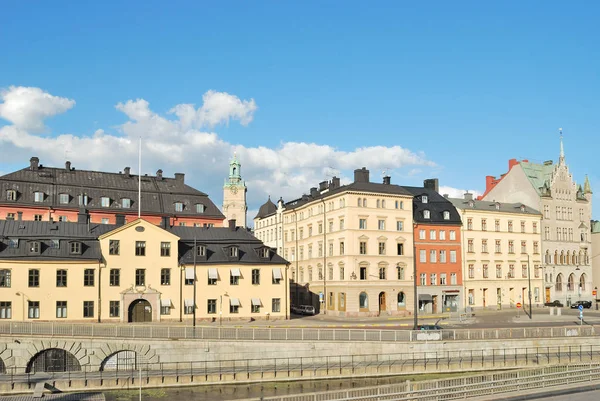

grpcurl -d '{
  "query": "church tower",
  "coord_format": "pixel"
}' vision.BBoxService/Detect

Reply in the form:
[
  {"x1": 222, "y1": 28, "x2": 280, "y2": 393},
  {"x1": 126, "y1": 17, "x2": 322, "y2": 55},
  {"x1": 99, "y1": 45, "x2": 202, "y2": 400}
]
[{"x1": 222, "y1": 153, "x2": 247, "y2": 227}]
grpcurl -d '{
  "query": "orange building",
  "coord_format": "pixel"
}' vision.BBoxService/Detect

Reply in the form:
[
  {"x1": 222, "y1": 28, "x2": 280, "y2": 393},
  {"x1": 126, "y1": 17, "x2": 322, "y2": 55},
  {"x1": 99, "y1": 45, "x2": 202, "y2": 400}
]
[
  {"x1": 0, "y1": 157, "x2": 225, "y2": 227},
  {"x1": 405, "y1": 180, "x2": 463, "y2": 313}
]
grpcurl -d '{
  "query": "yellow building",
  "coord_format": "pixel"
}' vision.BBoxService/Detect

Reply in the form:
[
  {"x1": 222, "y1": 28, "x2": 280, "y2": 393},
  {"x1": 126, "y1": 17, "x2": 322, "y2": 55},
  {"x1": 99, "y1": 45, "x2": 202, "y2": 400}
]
[
  {"x1": 449, "y1": 193, "x2": 543, "y2": 310},
  {"x1": 0, "y1": 212, "x2": 289, "y2": 322},
  {"x1": 256, "y1": 168, "x2": 416, "y2": 317}
]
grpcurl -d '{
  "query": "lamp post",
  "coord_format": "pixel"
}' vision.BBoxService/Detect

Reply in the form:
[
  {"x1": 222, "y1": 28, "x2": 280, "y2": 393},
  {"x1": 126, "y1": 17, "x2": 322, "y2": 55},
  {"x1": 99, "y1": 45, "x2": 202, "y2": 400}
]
[
  {"x1": 521, "y1": 255, "x2": 532, "y2": 319},
  {"x1": 193, "y1": 237, "x2": 197, "y2": 329}
]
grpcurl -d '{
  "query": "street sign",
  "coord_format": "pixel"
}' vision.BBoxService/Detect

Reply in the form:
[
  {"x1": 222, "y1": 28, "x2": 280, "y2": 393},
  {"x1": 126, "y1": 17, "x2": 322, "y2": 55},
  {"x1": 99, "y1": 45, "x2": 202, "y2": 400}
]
[
  {"x1": 516, "y1": 303, "x2": 522, "y2": 309},
  {"x1": 579, "y1": 305, "x2": 584, "y2": 311}
]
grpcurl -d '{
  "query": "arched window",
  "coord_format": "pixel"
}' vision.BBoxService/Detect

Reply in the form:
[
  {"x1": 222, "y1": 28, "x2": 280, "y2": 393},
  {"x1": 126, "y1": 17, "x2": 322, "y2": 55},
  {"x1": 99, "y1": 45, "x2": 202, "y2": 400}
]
[
  {"x1": 382, "y1": 200, "x2": 386, "y2": 208},
  {"x1": 545, "y1": 250, "x2": 550, "y2": 264},
  {"x1": 556, "y1": 274, "x2": 563, "y2": 291},
  {"x1": 358, "y1": 198, "x2": 362, "y2": 207},
  {"x1": 363, "y1": 198, "x2": 367, "y2": 207},
  {"x1": 359, "y1": 292, "x2": 368, "y2": 309},
  {"x1": 560, "y1": 251, "x2": 564, "y2": 265},
  {"x1": 566, "y1": 251, "x2": 570, "y2": 265},
  {"x1": 397, "y1": 292, "x2": 406, "y2": 307},
  {"x1": 568, "y1": 274, "x2": 575, "y2": 291},
  {"x1": 377, "y1": 199, "x2": 380, "y2": 208},
  {"x1": 580, "y1": 273, "x2": 587, "y2": 291},
  {"x1": 554, "y1": 251, "x2": 558, "y2": 265}
]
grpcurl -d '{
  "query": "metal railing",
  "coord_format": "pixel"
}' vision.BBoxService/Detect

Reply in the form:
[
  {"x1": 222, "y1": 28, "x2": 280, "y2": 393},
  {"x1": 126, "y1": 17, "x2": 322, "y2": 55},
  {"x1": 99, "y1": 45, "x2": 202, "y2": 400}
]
[
  {"x1": 0, "y1": 321, "x2": 596, "y2": 342},
  {"x1": 235, "y1": 363, "x2": 600, "y2": 400}
]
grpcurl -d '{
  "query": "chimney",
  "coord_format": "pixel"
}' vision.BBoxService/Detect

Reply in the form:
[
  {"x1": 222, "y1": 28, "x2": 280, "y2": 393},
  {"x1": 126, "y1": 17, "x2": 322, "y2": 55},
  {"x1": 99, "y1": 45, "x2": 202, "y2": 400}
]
[
  {"x1": 17, "y1": 211, "x2": 22, "y2": 221},
  {"x1": 174, "y1": 173, "x2": 185, "y2": 183},
  {"x1": 464, "y1": 192, "x2": 473, "y2": 201},
  {"x1": 77, "y1": 208, "x2": 89, "y2": 224},
  {"x1": 65, "y1": 161, "x2": 71, "y2": 171},
  {"x1": 302, "y1": 194, "x2": 309, "y2": 201},
  {"x1": 310, "y1": 187, "x2": 319, "y2": 198},
  {"x1": 423, "y1": 178, "x2": 439, "y2": 193},
  {"x1": 156, "y1": 169, "x2": 163, "y2": 180},
  {"x1": 319, "y1": 181, "x2": 328, "y2": 191},
  {"x1": 30, "y1": 157, "x2": 40, "y2": 171},
  {"x1": 124, "y1": 167, "x2": 131, "y2": 177},
  {"x1": 353, "y1": 167, "x2": 370, "y2": 183},
  {"x1": 161, "y1": 216, "x2": 170, "y2": 229},
  {"x1": 229, "y1": 219, "x2": 236, "y2": 231},
  {"x1": 115, "y1": 214, "x2": 126, "y2": 226},
  {"x1": 508, "y1": 158, "x2": 519, "y2": 170},
  {"x1": 331, "y1": 177, "x2": 340, "y2": 189},
  {"x1": 383, "y1": 176, "x2": 391, "y2": 185},
  {"x1": 443, "y1": 194, "x2": 449, "y2": 198}
]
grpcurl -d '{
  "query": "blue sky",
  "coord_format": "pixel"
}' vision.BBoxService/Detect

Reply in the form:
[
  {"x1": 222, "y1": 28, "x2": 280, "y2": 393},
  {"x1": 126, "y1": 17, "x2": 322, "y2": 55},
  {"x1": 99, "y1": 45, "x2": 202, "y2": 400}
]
[{"x1": 1, "y1": 1, "x2": 599, "y2": 219}]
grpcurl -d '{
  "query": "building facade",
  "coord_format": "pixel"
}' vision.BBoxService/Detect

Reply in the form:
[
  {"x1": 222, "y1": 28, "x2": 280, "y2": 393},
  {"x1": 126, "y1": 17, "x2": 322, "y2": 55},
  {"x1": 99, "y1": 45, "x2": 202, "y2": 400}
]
[
  {"x1": 256, "y1": 168, "x2": 416, "y2": 317},
  {"x1": 222, "y1": 154, "x2": 248, "y2": 228},
  {"x1": 0, "y1": 213, "x2": 288, "y2": 322},
  {"x1": 481, "y1": 133, "x2": 593, "y2": 306},
  {"x1": 254, "y1": 196, "x2": 284, "y2": 255},
  {"x1": 450, "y1": 194, "x2": 544, "y2": 309},
  {"x1": 405, "y1": 180, "x2": 463, "y2": 314},
  {"x1": 592, "y1": 220, "x2": 600, "y2": 297},
  {"x1": 0, "y1": 157, "x2": 224, "y2": 227}
]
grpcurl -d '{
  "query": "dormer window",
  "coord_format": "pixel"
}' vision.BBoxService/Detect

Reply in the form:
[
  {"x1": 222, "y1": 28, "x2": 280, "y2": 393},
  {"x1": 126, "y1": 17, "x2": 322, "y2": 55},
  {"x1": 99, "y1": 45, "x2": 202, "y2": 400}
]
[
  {"x1": 34, "y1": 192, "x2": 44, "y2": 203},
  {"x1": 229, "y1": 246, "x2": 239, "y2": 258},
  {"x1": 70, "y1": 242, "x2": 82, "y2": 255},
  {"x1": 196, "y1": 204, "x2": 205, "y2": 213},
  {"x1": 174, "y1": 202, "x2": 184, "y2": 212},
  {"x1": 495, "y1": 203, "x2": 500, "y2": 210},
  {"x1": 78, "y1": 194, "x2": 89, "y2": 206},
  {"x1": 423, "y1": 210, "x2": 431, "y2": 219},
  {"x1": 122, "y1": 198, "x2": 131, "y2": 208},
  {"x1": 261, "y1": 248, "x2": 270, "y2": 258},
  {"x1": 422, "y1": 195, "x2": 428, "y2": 204},
  {"x1": 520, "y1": 205, "x2": 526, "y2": 212},
  {"x1": 469, "y1": 201, "x2": 474, "y2": 208},
  {"x1": 197, "y1": 245, "x2": 206, "y2": 257},
  {"x1": 101, "y1": 197, "x2": 110, "y2": 207},
  {"x1": 50, "y1": 240, "x2": 60, "y2": 249},
  {"x1": 6, "y1": 190, "x2": 16, "y2": 201},
  {"x1": 8, "y1": 239, "x2": 18, "y2": 248},
  {"x1": 29, "y1": 241, "x2": 40, "y2": 255},
  {"x1": 59, "y1": 193, "x2": 69, "y2": 204},
  {"x1": 443, "y1": 211, "x2": 450, "y2": 220}
]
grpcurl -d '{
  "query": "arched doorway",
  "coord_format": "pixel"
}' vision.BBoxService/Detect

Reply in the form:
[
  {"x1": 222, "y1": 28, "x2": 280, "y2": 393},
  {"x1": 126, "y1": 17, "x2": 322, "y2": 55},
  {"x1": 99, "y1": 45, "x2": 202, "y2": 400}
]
[
  {"x1": 26, "y1": 349, "x2": 81, "y2": 373},
  {"x1": 0, "y1": 357, "x2": 5, "y2": 374},
  {"x1": 128, "y1": 299, "x2": 152, "y2": 323},
  {"x1": 378, "y1": 292, "x2": 386, "y2": 313}
]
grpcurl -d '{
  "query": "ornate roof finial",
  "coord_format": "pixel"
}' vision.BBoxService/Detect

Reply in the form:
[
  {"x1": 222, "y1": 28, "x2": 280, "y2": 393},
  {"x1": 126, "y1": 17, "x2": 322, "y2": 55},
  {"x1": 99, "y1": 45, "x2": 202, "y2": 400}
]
[
  {"x1": 584, "y1": 174, "x2": 592, "y2": 194},
  {"x1": 559, "y1": 128, "x2": 565, "y2": 164}
]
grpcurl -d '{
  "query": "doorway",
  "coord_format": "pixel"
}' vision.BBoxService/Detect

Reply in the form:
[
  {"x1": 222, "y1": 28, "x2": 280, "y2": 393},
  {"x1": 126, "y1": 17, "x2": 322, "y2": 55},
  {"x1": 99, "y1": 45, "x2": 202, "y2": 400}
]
[
  {"x1": 378, "y1": 292, "x2": 386, "y2": 313},
  {"x1": 128, "y1": 299, "x2": 152, "y2": 323},
  {"x1": 482, "y1": 288, "x2": 487, "y2": 308},
  {"x1": 432, "y1": 295, "x2": 438, "y2": 313},
  {"x1": 545, "y1": 288, "x2": 551, "y2": 303}
]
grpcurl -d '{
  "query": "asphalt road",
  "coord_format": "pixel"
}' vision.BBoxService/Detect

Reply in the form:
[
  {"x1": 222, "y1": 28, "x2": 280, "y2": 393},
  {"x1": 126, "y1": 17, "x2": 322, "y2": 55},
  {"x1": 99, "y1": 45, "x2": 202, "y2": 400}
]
[{"x1": 536, "y1": 389, "x2": 600, "y2": 400}]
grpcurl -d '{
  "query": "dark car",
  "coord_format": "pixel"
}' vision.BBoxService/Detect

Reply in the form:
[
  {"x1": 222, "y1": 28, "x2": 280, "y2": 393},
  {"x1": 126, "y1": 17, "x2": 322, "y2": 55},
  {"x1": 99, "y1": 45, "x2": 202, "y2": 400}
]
[
  {"x1": 417, "y1": 324, "x2": 442, "y2": 330},
  {"x1": 570, "y1": 300, "x2": 592, "y2": 309},
  {"x1": 544, "y1": 300, "x2": 564, "y2": 307}
]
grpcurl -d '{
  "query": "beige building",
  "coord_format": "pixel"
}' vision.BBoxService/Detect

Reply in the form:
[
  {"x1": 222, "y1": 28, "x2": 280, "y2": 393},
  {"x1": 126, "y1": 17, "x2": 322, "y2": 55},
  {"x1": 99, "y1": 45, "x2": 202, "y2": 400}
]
[
  {"x1": 592, "y1": 221, "x2": 600, "y2": 300},
  {"x1": 449, "y1": 194, "x2": 543, "y2": 310},
  {"x1": 0, "y1": 213, "x2": 288, "y2": 322},
  {"x1": 256, "y1": 168, "x2": 416, "y2": 317},
  {"x1": 254, "y1": 196, "x2": 284, "y2": 255},
  {"x1": 481, "y1": 132, "x2": 593, "y2": 305}
]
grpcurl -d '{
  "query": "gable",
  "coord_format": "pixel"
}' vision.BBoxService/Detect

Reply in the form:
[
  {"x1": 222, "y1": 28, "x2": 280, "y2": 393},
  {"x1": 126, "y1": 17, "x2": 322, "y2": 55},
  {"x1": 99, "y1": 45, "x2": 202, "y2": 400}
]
[
  {"x1": 482, "y1": 164, "x2": 540, "y2": 207},
  {"x1": 98, "y1": 218, "x2": 180, "y2": 241}
]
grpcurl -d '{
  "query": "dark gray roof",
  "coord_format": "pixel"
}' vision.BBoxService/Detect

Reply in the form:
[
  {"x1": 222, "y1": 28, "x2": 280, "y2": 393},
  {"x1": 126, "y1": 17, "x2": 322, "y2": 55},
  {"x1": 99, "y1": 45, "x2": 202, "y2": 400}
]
[
  {"x1": 284, "y1": 181, "x2": 412, "y2": 211},
  {"x1": 255, "y1": 197, "x2": 277, "y2": 219},
  {"x1": 169, "y1": 226, "x2": 289, "y2": 265},
  {"x1": 403, "y1": 186, "x2": 462, "y2": 225},
  {"x1": 0, "y1": 161, "x2": 224, "y2": 219},
  {"x1": 448, "y1": 197, "x2": 542, "y2": 215}
]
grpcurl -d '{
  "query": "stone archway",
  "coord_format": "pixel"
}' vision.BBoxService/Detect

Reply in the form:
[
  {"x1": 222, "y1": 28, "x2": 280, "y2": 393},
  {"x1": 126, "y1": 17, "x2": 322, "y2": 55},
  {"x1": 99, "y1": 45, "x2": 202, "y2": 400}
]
[
  {"x1": 26, "y1": 348, "x2": 81, "y2": 373},
  {"x1": 95, "y1": 342, "x2": 159, "y2": 370}
]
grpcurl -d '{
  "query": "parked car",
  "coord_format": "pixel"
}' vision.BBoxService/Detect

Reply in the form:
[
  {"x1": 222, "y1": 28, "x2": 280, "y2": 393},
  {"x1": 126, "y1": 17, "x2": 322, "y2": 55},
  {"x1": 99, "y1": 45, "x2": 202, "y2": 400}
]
[
  {"x1": 570, "y1": 300, "x2": 592, "y2": 309},
  {"x1": 417, "y1": 324, "x2": 443, "y2": 330},
  {"x1": 544, "y1": 300, "x2": 564, "y2": 307}
]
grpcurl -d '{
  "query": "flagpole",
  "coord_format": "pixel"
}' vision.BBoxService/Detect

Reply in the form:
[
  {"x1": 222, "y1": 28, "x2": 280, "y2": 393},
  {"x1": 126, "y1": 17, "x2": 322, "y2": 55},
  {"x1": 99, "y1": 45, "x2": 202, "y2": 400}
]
[{"x1": 138, "y1": 137, "x2": 141, "y2": 218}]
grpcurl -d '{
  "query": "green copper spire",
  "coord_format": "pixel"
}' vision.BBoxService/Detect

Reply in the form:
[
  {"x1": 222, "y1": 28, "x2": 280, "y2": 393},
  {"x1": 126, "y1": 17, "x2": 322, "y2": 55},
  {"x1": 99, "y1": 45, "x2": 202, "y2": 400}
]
[{"x1": 584, "y1": 174, "x2": 592, "y2": 194}]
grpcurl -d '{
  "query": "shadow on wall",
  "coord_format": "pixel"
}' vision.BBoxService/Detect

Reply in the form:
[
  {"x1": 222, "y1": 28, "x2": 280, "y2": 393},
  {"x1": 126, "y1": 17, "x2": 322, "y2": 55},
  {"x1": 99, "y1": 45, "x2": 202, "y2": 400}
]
[{"x1": 290, "y1": 282, "x2": 321, "y2": 314}]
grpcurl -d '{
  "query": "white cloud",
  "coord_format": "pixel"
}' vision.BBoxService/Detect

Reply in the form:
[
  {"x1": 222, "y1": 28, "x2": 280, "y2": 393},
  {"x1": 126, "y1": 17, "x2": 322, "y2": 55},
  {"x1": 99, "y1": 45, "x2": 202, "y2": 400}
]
[
  {"x1": 0, "y1": 86, "x2": 440, "y2": 216},
  {"x1": 0, "y1": 86, "x2": 75, "y2": 132},
  {"x1": 439, "y1": 186, "x2": 482, "y2": 199}
]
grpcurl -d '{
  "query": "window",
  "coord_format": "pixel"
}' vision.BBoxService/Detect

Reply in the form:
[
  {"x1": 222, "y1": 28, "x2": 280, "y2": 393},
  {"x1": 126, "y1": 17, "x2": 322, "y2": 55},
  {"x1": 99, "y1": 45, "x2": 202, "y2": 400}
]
[
  {"x1": 160, "y1": 242, "x2": 171, "y2": 257},
  {"x1": 229, "y1": 247, "x2": 238, "y2": 257},
  {"x1": 450, "y1": 250, "x2": 457, "y2": 263},
  {"x1": 430, "y1": 250, "x2": 437, "y2": 263},
  {"x1": 135, "y1": 241, "x2": 146, "y2": 256},
  {"x1": 28, "y1": 301, "x2": 40, "y2": 319},
  {"x1": 360, "y1": 266, "x2": 367, "y2": 280},
  {"x1": 28, "y1": 269, "x2": 40, "y2": 287},
  {"x1": 29, "y1": 241, "x2": 40, "y2": 255},
  {"x1": 508, "y1": 221, "x2": 513, "y2": 232},
  {"x1": 509, "y1": 264, "x2": 515, "y2": 278},
  {"x1": 397, "y1": 266, "x2": 405, "y2": 280},
  {"x1": 359, "y1": 219, "x2": 367, "y2": 229},
  {"x1": 70, "y1": 242, "x2": 81, "y2": 255},
  {"x1": 422, "y1": 195, "x2": 428, "y2": 204},
  {"x1": 467, "y1": 239, "x2": 474, "y2": 253},
  {"x1": 58, "y1": 215, "x2": 68, "y2": 222},
  {"x1": 359, "y1": 241, "x2": 367, "y2": 255},
  {"x1": 252, "y1": 269, "x2": 260, "y2": 285},
  {"x1": 161, "y1": 268, "x2": 171, "y2": 285},
  {"x1": 230, "y1": 270, "x2": 239, "y2": 285},
  {"x1": 467, "y1": 218, "x2": 473, "y2": 230},
  {"x1": 34, "y1": 214, "x2": 42, "y2": 221},
  {"x1": 6, "y1": 213, "x2": 14, "y2": 220},
  {"x1": 121, "y1": 198, "x2": 131, "y2": 208},
  {"x1": 109, "y1": 301, "x2": 120, "y2": 318},
  {"x1": 174, "y1": 202, "x2": 184, "y2": 212},
  {"x1": 397, "y1": 243, "x2": 404, "y2": 256},
  {"x1": 109, "y1": 240, "x2": 119, "y2": 255},
  {"x1": 396, "y1": 221, "x2": 403, "y2": 231},
  {"x1": 495, "y1": 240, "x2": 501, "y2": 253},
  {"x1": 101, "y1": 197, "x2": 110, "y2": 207},
  {"x1": 420, "y1": 273, "x2": 426, "y2": 285},
  {"x1": 496, "y1": 264, "x2": 502, "y2": 278},
  {"x1": 494, "y1": 219, "x2": 500, "y2": 232},
  {"x1": 359, "y1": 292, "x2": 368, "y2": 309},
  {"x1": 482, "y1": 239, "x2": 488, "y2": 253},
  {"x1": 468, "y1": 290, "x2": 474, "y2": 306},
  {"x1": 34, "y1": 191, "x2": 44, "y2": 202},
  {"x1": 379, "y1": 267, "x2": 386, "y2": 280},
  {"x1": 179, "y1": 222, "x2": 186, "y2": 226},
  {"x1": 543, "y1": 205, "x2": 549, "y2": 219},
  {"x1": 109, "y1": 269, "x2": 120, "y2": 286},
  {"x1": 84, "y1": 269, "x2": 95, "y2": 286},
  {"x1": 449, "y1": 231, "x2": 456, "y2": 241},
  {"x1": 419, "y1": 229, "x2": 426, "y2": 239},
  {"x1": 318, "y1": 223, "x2": 323, "y2": 234},
  {"x1": 135, "y1": 269, "x2": 145, "y2": 286},
  {"x1": 50, "y1": 239, "x2": 59, "y2": 249},
  {"x1": 78, "y1": 194, "x2": 88, "y2": 206},
  {"x1": 329, "y1": 221, "x2": 334, "y2": 232},
  {"x1": 483, "y1": 264, "x2": 489, "y2": 278},
  {"x1": 440, "y1": 273, "x2": 447, "y2": 285},
  {"x1": 439, "y1": 230, "x2": 446, "y2": 240},
  {"x1": 440, "y1": 250, "x2": 446, "y2": 263},
  {"x1": 340, "y1": 241, "x2": 345, "y2": 255},
  {"x1": 0, "y1": 302, "x2": 11, "y2": 319},
  {"x1": 533, "y1": 241, "x2": 539, "y2": 254},
  {"x1": 508, "y1": 240, "x2": 514, "y2": 253},
  {"x1": 468, "y1": 264, "x2": 474, "y2": 279},
  {"x1": 443, "y1": 211, "x2": 450, "y2": 220},
  {"x1": 208, "y1": 269, "x2": 217, "y2": 285},
  {"x1": 0, "y1": 270, "x2": 11, "y2": 288},
  {"x1": 430, "y1": 230, "x2": 436, "y2": 240},
  {"x1": 197, "y1": 245, "x2": 206, "y2": 257},
  {"x1": 329, "y1": 243, "x2": 334, "y2": 256},
  {"x1": 56, "y1": 301, "x2": 67, "y2": 318},
  {"x1": 423, "y1": 210, "x2": 430, "y2": 219},
  {"x1": 83, "y1": 301, "x2": 94, "y2": 318},
  {"x1": 481, "y1": 219, "x2": 487, "y2": 231},
  {"x1": 378, "y1": 220, "x2": 385, "y2": 230},
  {"x1": 521, "y1": 221, "x2": 526, "y2": 233},
  {"x1": 6, "y1": 190, "x2": 16, "y2": 201},
  {"x1": 521, "y1": 241, "x2": 527, "y2": 253},
  {"x1": 430, "y1": 273, "x2": 437, "y2": 285},
  {"x1": 272, "y1": 298, "x2": 281, "y2": 313},
  {"x1": 56, "y1": 269, "x2": 67, "y2": 287},
  {"x1": 419, "y1": 249, "x2": 426, "y2": 263},
  {"x1": 340, "y1": 219, "x2": 345, "y2": 230},
  {"x1": 101, "y1": 218, "x2": 109, "y2": 224},
  {"x1": 340, "y1": 265, "x2": 345, "y2": 280},
  {"x1": 522, "y1": 264, "x2": 528, "y2": 278},
  {"x1": 207, "y1": 299, "x2": 217, "y2": 314},
  {"x1": 450, "y1": 273, "x2": 457, "y2": 285},
  {"x1": 378, "y1": 242, "x2": 386, "y2": 255}
]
